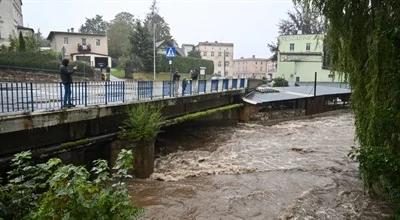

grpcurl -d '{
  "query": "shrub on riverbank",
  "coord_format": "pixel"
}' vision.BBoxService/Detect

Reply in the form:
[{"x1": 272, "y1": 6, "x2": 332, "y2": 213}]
[
  {"x1": 272, "y1": 77, "x2": 289, "y2": 87},
  {"x1": 0, "y1": 150, "x2": 142, "y2": 219},
  {"x1": 119, "y1": 104, "x2": 164, "y2": 142}
]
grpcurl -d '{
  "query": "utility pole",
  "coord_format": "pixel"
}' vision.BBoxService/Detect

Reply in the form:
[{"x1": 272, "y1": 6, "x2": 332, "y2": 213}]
[
  {"x1": 223, "y1": 50, "x2": 226, "y2": 77},
  {"x1": 314, "y1": 72, "x2": 317, "y2": 97},
  {"x1": 153, "y1": 24, "x2": 156, "y2": 81}
]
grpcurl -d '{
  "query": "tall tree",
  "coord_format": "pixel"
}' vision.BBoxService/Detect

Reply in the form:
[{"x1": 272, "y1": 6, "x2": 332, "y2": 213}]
[
  {"x1": 144, "y1": 0, "x2": 172, "y2": 42},
  {"x1": 297, "y1": 0, "x2": 400, "y2": 210},
  {"x1": 187, "y1": 50, "x2": 201, "y2": 59},
  {"x1": 18, "y1": 32, "x2": 26, "y2": 52},
  {"x1": 79, "y1": 15, "x2": 108, "y2": 34},
  {"x1": 108, "y1": 12, "x2": 136, "y2": 59},
  {"x1": 279, "y1": 1, "x2": 325, "y2": 35},
  {"x1": 34, "y1": 29, "x2": 50, "y2": 47},
  {"x1": 267, "y1": 42, "x2": 278, "y2": 61},
  {"x1": 130, "y1": 21, "x2": 153, "y2": 72}
]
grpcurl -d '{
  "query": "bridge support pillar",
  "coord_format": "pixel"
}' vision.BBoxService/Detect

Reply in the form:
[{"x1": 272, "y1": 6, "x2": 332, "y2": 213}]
[
  {"x1": 111, "y1": 140, "x2": 155, "y2": 178},
  {"x1": 239, "y1": 104, "x2": 259, "y2": 122}
]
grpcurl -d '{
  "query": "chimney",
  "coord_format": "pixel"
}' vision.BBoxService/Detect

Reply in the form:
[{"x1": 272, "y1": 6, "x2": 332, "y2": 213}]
[
  {"x1": 215, "y1": 41, "x2": 218, "y2": 43},
  {"x1": 67, "y1": 29, "x2": 70, "y2": 32},
  {"x1": 71, "y1": 28, "x2": 74, "y2": 33},
  {"x1": 252, "y1": 55, "x2": 256, "y2": 58}
]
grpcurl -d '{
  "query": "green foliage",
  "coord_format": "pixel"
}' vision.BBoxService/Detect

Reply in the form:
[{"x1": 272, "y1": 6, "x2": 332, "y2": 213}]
[
  {"x1": 187, "y1": 50, "x2": 202, "y2": 59},
  {"x1": 144, "y1": 0, "x2": 172, "y2": 42},
  {"x1": 279, "y1": 1, "x2": 325, "y2": 35},
  {"x1": 0, "y1": 150, "x2": 142, "y2": 220},
  {"x1": 299, "y1": 0, "x2": 400, "y2": 214},
  {"x1": 157, "y1": 56, "x2": 214, "y2": 75},
  {"x1": 108, "y1": 12, "x2": 136, "y2": 59},
  {"x1": 0, "y1": 50, "x2": 94, "y2": 74},
  {"x1": 130, "y1": 21, "x2": 153, "y2": 72},
  {"x1": 18, "y1": 32, "x2": 26, "y2": 52},
  {"x1": 272, "y1": 77, "x2": 289, "y2": 87},
  {"x1": 80, "y1": 15, "x2": 109, "y2": 34},
  {"x1": 119, "y1": 104, "x2": 164, "y2": 142}
]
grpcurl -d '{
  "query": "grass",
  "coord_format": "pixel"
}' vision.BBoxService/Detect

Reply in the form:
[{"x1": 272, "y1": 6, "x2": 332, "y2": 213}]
[{"x1": 111, "y1": 68, "x2": 126, "y2": 78}]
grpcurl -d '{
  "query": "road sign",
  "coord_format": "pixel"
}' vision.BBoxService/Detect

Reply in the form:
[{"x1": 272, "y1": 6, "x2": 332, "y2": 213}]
[{"x1": 166, "y1": 47, "x2": 176, "y2": 59}]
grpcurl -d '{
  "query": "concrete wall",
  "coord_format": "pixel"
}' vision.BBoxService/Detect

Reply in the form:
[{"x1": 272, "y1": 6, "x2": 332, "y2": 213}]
[{"x1": 0, "y1": 90, "x2": 244, "y2": 157}]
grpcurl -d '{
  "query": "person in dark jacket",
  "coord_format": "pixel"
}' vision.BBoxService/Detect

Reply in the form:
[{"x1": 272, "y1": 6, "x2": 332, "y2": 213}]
[{"x1": 60, "y1": 59, "x2": 77, "y2": 108}]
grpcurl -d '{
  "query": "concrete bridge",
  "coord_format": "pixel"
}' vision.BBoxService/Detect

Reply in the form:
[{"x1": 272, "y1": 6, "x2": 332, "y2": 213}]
[{"x1": 0, "y1": 79, "x2": 248, "y2": 167}]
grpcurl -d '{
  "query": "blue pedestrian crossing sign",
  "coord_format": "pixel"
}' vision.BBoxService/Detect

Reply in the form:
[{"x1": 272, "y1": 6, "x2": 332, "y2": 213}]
[{"x1": 165, "y1": 47, "x2": 176, "y2": 59}]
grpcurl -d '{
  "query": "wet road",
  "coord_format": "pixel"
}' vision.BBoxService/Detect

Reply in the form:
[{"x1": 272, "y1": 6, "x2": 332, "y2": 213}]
[{"x1": 128, "y1": 111, "x2": 393, "y2": 219}]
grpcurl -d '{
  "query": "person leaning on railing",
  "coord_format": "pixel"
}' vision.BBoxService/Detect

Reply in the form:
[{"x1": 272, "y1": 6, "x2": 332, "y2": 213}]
[{"x1": 60, "y1": 59, "x2": 78, "y2": 108}]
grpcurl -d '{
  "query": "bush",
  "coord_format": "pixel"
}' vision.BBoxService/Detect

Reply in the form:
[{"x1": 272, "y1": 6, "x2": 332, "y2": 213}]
[
  {"x1": 157, "y1": 56, "x2": 214, "y2": 74},
  {"x1": 272, "y1": 77, "x2": 289, "y2": 87},
  {"x1": 119, "y1": 104, "x2": 164, "y2": 142},
  {"x1": 0, "y1": 150, "x2": 142, "y2": 220},
  {"x1": 0, "y1": 51, "x2": 94, "y2": 74}
]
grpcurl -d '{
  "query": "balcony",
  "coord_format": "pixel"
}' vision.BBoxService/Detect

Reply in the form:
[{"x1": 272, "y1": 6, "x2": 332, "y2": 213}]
[{"x1": 77, "y1": 44, "x2": 91, "y2": 53}]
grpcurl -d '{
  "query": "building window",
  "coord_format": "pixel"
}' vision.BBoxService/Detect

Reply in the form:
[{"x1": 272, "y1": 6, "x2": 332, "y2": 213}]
[
  {"x1": 306, "y1": 43, "x2": 311, "y2": 51},
  {"x1": 256, "y1": 61, "x2": 258, "y2": 65},
  {"x1": 96, "y1": 39, "x2": 101, "y2": 46},
  {"x1": 64, "y1": 37, "x2": 68, "y2": 44},
  {"x1": 225, "y1": 61, "x2": 230, "y2": 67},
  {"x1": 203, "y1": 51, "x2": 207, "y2": 56},
  {"x1": 218, "y1": 52, "x2": 222, "y2": 56},
  {"x1": 211, "y1": 51, "x2": 214, "y2": 57},
  {"x1": 218, "y1": 61, "x2": 222, "y2": 67},
  {"x1": 290, "y1": 43, "x2": 295, "y2": 51},
  {"x1": 82, "y1": 38, "x2": 87, "y2": 45},
  {"x1": 225, "y1": 52, "x2": 229, "y2": 57}
]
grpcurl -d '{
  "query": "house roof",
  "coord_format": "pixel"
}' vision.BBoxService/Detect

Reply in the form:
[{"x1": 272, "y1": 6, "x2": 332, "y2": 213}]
[
  {"x1": 17, "y1": 26, "x2": 34, "y2": 32},
  {"x1": 197, "y1": 41, "x2": 234, "y2": 47},
  {"x1": 156, "y1": 40, "x2": 184, "y2": 56},
  {"x1": 47, "y1": 31, "x2": 106, "y2": 40}
]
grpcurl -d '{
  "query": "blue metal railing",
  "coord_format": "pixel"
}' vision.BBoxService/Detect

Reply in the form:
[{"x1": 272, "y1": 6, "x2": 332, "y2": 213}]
[
  {"x1": 232, "y1": 79, "x2": 238, "y2": 89},
  {"x1": 0, "y1": 79, "x2": 247, "y2": 114},
  {"x1": 182, "y1": 80, "x2": 192, "y2": 96},
  {"x1": 198, "y1": 80, "x2": 206, "y2": 94},
  {"x1": 162, "y1": 81, "x2": 173, "y2": 98},
  {"x1": 223, "y1": 79, "x2": 229, "y2": 91},
  {"x1": 240, "y1": 79, "x2": 245, "y2": 88},
  {"x1": 211, "y1": 80, "x2": 219, "y2": 92}
]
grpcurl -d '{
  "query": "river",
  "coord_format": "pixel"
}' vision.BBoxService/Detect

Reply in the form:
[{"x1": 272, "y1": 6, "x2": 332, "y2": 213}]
[{"x1": 128, "y1": 111, "x2": 393, "y2": 219}]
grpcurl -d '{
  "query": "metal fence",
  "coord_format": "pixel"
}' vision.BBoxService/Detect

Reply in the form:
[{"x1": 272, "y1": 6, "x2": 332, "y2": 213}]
[{"x1": 0, "y1": 79, "x2": 248, "y2": 114}]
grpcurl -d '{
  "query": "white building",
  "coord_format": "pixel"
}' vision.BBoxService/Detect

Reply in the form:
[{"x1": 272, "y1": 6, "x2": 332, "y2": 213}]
[
  {"x1": 195, "y1": 41, "x2": 234, "y2": 77},
  {"x1": 47, "y1": 30, "x2": 112, "y2": 68},
  {"x1": 0, "y1": 0, "x2": 33, "y2": 46}
]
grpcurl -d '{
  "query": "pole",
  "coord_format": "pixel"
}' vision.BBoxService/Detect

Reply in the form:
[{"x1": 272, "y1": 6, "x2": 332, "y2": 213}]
[
  {"x1": 153, "y1": 24, "x2": 156, "y2": 81},
  {"x1": 314, "y1": 72, "x2": 317, "y2": 97}
]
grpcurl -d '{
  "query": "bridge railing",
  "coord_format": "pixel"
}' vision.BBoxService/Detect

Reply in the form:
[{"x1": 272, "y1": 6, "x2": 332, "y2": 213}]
[{"x1": 0, "y1": 79, "x2": 248, "y2": 114}]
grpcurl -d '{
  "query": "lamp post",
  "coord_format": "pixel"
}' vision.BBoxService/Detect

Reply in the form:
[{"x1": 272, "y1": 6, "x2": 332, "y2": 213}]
[{"x1": 153, "y1": 24, "x2": 156, "y2": 81}]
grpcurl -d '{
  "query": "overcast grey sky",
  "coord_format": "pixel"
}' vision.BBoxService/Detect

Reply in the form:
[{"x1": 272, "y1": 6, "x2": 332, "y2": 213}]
[{"x1": 23, "y1": 0, "x2": 293, "y2": 59}]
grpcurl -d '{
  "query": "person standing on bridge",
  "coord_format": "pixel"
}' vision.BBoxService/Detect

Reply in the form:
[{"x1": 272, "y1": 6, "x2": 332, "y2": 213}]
[
  {"x1": 173, "y1": 71, "x2": 181, "y2": 97},
  {"x1": 60, "y1": 59, "x2": 78, "y2": 108}
]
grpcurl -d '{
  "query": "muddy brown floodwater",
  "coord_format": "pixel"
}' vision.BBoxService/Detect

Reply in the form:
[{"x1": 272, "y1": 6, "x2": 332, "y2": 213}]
[{"x1": 128, "y1": 111, "x2": 393, "y2": 219}]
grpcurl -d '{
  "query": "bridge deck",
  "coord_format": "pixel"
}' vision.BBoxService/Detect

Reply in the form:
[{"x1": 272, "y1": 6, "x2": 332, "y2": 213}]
[{"x1": 0, "y1": 79, "x2": 247, "y2": 116}]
